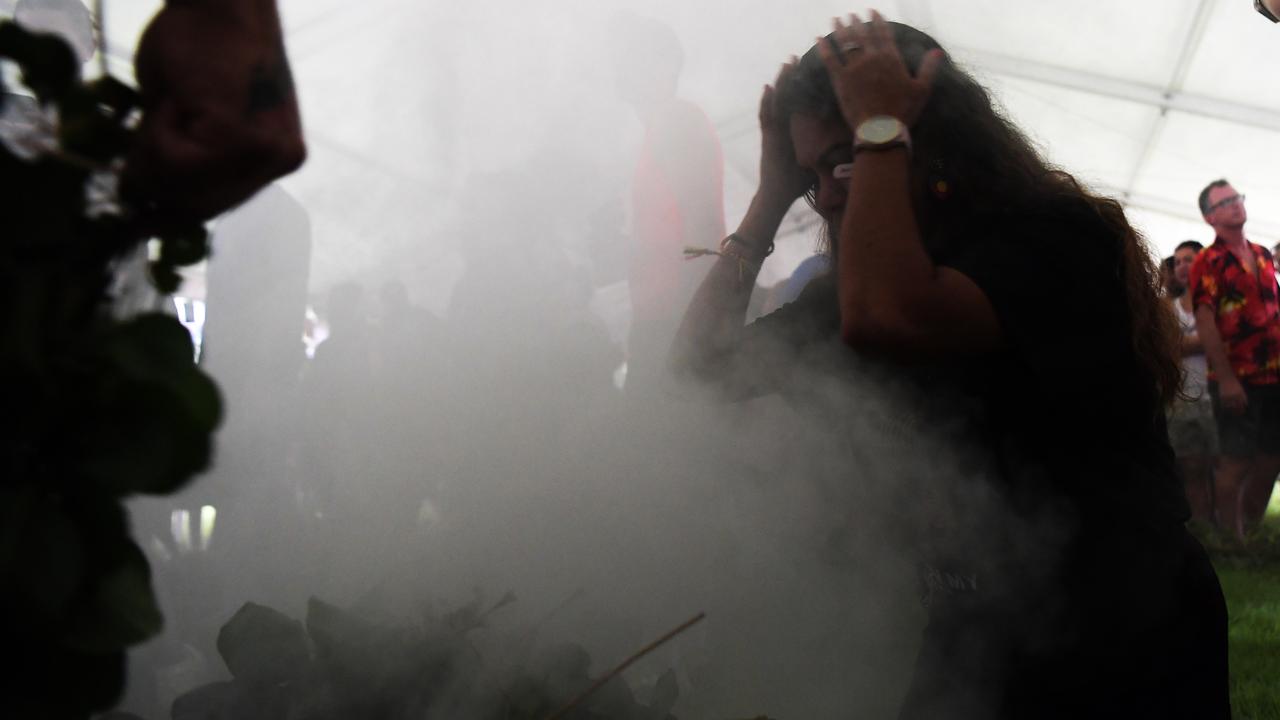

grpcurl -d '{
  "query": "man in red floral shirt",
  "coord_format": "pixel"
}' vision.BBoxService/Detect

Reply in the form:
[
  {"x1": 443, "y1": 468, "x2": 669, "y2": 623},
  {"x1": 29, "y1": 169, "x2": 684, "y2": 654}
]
[{"x1": 1191, "y1": 179, "x2": 1280, "y2": 541}]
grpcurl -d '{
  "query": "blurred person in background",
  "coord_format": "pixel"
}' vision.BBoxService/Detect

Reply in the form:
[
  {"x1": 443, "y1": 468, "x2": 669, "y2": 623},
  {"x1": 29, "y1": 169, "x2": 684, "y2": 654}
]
[
  {"x1": 446, "y1": 170, "x2": 593, "y2": 412},
  {"x1": 299, "y1": 282, "x2": 378, "y2": 521},
  {"x1": 673, "y1": 13, "x2": 1227, "y2": 718},
  {"x1": 1162, "y1": 255, "x2": 1179, "y2": 298},
  {"x1": 1167, "y1": 240, "x2": 1216, "y2": 526},
  {"x1": 1191, "y1": 180, "x2": 1280, "y2": 542},
  {"x1": 371, "y1": 279, "x2": 450, "y2": 528},
  {"x1": 186, "y1": 185, "x2": 312, "y2": 549},
  {"x1": 612, "y1": 13, "x2": 726, "y2": 394},
  {"x1": 376, "y1": 279, "x2": 445, "y2": 375}
]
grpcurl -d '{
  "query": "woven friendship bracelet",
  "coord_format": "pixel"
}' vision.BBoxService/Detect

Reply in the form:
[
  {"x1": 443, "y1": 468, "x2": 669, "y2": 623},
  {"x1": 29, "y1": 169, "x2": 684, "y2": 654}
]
[{"x1": 682, "y1": 233, "x2": 774, "y2": 282}]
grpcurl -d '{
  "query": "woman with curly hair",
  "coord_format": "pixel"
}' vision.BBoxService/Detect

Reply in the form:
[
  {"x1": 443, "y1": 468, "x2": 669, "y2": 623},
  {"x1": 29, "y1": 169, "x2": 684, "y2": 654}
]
[{"x1": 672, "y1": 12, "x2": 1228, "y2": 718}]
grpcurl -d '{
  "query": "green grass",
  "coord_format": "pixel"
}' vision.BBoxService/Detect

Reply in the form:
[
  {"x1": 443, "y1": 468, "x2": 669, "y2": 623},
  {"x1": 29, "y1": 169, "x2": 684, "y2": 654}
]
[
  {"x1": 1212, "y1": 497, "x2": 1280, "y2": 720},
  {"x1": 1216, "y1": 561, "x2": 1280, "y2": 719}
]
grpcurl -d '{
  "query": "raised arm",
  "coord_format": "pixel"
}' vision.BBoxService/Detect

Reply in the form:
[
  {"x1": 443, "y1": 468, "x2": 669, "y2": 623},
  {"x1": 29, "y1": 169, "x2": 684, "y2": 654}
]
[
  {"x1": 669, "y1": 194, "x2": 791, "y2": 392},
  {"x1": 1195, "y1": 304, "x2": 1246, "y2": 414},
  {"x1": 819, "y1": 13, "x2": 1001, "y2": 360},
  {"x1": 669, "y1": 65, "x2": 811, "y2": 398}
]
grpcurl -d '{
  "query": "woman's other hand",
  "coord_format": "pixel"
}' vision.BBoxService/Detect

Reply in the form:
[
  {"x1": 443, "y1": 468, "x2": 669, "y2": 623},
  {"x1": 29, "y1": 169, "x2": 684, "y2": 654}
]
[{"x1": 756, "y1": 59, "x2": 810, "y2": 209}]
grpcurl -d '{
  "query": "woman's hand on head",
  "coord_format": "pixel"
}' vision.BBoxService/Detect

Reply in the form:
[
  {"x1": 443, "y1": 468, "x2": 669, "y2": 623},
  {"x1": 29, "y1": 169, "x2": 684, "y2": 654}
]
[
  {"x1": 755, "y1": 58, "x2": 811, "y2": 211},
  {"x1": 816, "y1": 10, "x2": 943, "y2": 130}
]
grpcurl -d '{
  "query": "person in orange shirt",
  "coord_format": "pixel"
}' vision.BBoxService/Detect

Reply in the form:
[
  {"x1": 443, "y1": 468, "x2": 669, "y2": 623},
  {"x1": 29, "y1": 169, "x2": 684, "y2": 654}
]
[
  {"x1": 612, "y1": 14, "x2": 726, "y2": 393},
  {"x1": 1190, "y1": 180, "x2": 1280, "y2": 541},
  {"x1": 673, "y1": 14, "x2": 1227, "y2": 717}
]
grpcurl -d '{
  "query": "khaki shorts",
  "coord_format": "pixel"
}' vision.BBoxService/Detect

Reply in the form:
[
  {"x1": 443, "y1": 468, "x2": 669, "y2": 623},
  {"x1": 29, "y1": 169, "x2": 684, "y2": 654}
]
[{"x1": 1167, "y1": 393, "x2": 1218, "y2": 458}]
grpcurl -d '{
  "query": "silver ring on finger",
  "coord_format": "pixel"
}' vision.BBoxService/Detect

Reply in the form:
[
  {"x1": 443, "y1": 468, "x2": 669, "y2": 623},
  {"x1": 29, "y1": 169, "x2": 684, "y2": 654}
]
[{"x1": 840, "y1": 41, "x2": 862, "y2": 53}]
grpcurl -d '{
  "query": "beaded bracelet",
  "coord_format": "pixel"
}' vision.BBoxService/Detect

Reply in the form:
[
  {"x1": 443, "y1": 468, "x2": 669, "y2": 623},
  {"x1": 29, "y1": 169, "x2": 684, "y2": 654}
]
[{"x1": 682, "y1": 233, "x2": 774, "y2": 282}]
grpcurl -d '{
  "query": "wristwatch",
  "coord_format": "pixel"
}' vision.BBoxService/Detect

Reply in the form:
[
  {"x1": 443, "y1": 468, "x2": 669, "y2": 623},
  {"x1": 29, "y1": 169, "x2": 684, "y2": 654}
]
[{"x1": 854, "y1": 115, "x2": 911, "y2": 154}]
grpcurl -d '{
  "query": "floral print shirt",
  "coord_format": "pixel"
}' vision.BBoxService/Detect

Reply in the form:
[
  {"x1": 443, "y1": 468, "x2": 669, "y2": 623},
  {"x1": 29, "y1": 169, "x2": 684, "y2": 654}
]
[{"x1": 1189, "y1": 238, "x2": 1280, "y2": 385}]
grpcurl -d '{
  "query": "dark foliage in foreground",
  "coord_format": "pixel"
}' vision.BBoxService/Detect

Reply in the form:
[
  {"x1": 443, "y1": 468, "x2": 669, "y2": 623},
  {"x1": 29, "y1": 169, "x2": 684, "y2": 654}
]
[{"x1": 0, "y1": 22, "x2": 216, "y2": 720}]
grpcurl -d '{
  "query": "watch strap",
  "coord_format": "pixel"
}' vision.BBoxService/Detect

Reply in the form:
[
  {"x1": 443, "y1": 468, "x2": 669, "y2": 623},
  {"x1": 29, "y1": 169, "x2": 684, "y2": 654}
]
[
  {"x1": 853, "y1": 140, "x2": 910, "y2": 155},
  {"x1": 854, "y1": 116, "x2": 912, "y2": 154}
]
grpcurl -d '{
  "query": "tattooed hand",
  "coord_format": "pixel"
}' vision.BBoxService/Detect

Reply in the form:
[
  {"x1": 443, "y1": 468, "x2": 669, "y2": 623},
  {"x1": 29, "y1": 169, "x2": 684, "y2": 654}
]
[{"x1": 124, "y1": 0, "x2": 306, "y2": 225}]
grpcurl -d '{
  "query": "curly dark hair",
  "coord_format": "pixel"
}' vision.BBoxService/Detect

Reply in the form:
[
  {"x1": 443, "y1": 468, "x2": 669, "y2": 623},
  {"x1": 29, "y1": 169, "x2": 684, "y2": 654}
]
[{"x1": 775, "y1": 22, "x2": 1182, "y2": 408}]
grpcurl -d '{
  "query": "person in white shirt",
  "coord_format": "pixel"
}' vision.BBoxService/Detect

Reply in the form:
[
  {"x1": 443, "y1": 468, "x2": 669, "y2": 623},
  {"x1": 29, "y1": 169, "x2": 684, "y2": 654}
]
[{"x1": 1168, "y1": 240, "x2": 1216, "y2": 525}]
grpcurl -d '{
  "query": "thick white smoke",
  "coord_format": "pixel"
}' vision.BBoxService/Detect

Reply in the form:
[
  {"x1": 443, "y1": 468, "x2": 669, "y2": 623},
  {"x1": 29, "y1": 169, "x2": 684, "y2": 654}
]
[{"x1": 112, "y1": 2, "x2": 1053, "y2": 719}]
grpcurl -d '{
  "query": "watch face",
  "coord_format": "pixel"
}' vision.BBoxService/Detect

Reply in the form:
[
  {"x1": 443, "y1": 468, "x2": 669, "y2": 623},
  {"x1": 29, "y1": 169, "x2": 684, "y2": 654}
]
[{"x1": 859, "y1": 116, "x2": 903, "y2": 144}]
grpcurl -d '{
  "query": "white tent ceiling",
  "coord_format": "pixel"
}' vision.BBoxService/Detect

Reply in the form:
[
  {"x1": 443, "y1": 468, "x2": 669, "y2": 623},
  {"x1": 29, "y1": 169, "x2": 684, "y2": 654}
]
[{"x1": 87, "y1": 0, "x2": 1280, "y2": 308}]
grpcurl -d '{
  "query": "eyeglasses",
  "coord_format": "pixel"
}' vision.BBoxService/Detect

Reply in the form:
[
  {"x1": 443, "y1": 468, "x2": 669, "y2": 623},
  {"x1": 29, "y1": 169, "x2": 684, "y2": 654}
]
[
  {"x1": 1257, "y1": 0, "x2": 1280, "y2": 23},
  {"x1": 1209, "y1": 194, "x2": 1246, "y2": 212}
]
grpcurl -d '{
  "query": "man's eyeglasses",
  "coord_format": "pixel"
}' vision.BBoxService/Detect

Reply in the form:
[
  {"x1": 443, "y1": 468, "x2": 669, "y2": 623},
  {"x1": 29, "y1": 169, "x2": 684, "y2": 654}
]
[
  {"x1": 1209, "y1": 194, "x2": 1246, "y2": 212},
  {"x1": 1256, "y1": 0, "x2": 1279, "y2": 23}
]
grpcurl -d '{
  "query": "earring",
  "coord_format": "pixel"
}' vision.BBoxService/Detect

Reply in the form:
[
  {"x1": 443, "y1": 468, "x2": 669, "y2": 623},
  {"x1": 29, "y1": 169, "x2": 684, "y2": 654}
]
[{"x1": 929, "y1": 159, "x2": 952, "y2": 200}]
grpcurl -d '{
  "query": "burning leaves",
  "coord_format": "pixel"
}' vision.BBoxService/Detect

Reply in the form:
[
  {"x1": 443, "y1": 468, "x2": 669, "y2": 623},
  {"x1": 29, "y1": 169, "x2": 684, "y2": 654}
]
[{"x1": 170, "y1": 597, "x2": 696, "y2": 720}]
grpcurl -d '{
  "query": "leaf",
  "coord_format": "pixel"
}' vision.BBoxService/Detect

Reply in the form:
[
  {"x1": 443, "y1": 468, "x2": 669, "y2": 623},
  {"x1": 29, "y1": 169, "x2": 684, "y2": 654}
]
[
  {"x1": 84, "y1": 76, "x2": 139, "y2": 121},
  {"x1": 62, "y1": 538, "x2": 163, "y2": 652},
  {"x1": 102, "y1": 314, "x2": 224, "y2": 431},
  {"x1": 305, "y1": 597, "x2": 369, "y2": 659},
  {"x1": 217, "y1": 603, "x2": 310, "y2": 686},
  {"x1": 79, "y1": 314, "x2": 222, "y2": 495},
  {"x1": 442, "y1": 597, "x2": 483, "y2": 633},
  {"x1": 58, "y1": 87, "x2": 135, "y2": 162},
  {"x1": 0, "y1": 485, "x2": 37, "y2": 570},
  {"x1": 587, "y1": 676, "x2": 638, "y2": 718},
  {"x1": 171, "y1": 681, "x2": 238, "y2": 720},
  {"x1": 0, "y1": 22, "x2": 80, "y2": 103},
  {"x1": 173, "y1": 367, "x2": 223, "y2": 433},
  {"x1": 76, "y1": 380, "x2": 215, "y2": 496},
  {"x1": 59, "y1": 106, "x2": 134, "y2": 162},
  {"x1": 647, "y1": 669, "x2": 679, "y2": 719},
  {"x1": 305, "y1": 597, "x2": 460, "y2": 713},
  {"x1": 539, "y1": 642, "x2": 592, "y2": 701},
  {"x1": 192, "y1": 683, "x2": 299, "y2": 720},
  {"x1": 150, "y1": 260, "x2": 182, "y2": 294},
  {"x1": 503, "y1": 675, "x2": 556, "y2": 719},
  {"x1": 111, "y1": 313, "x2": 194, "y2": 370},
  {"x1": 160, "y1": 224, "x2": 210, "y2": 267},
  {"x1": 8, "y1": 495, "x2": 85, "y2": 622},
  {"x1": 12, "y1": 643, "x2": 127, "y2": 717},
  {"x1": 307, "y1": 597, "x2": 406, "y2": 685}
]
